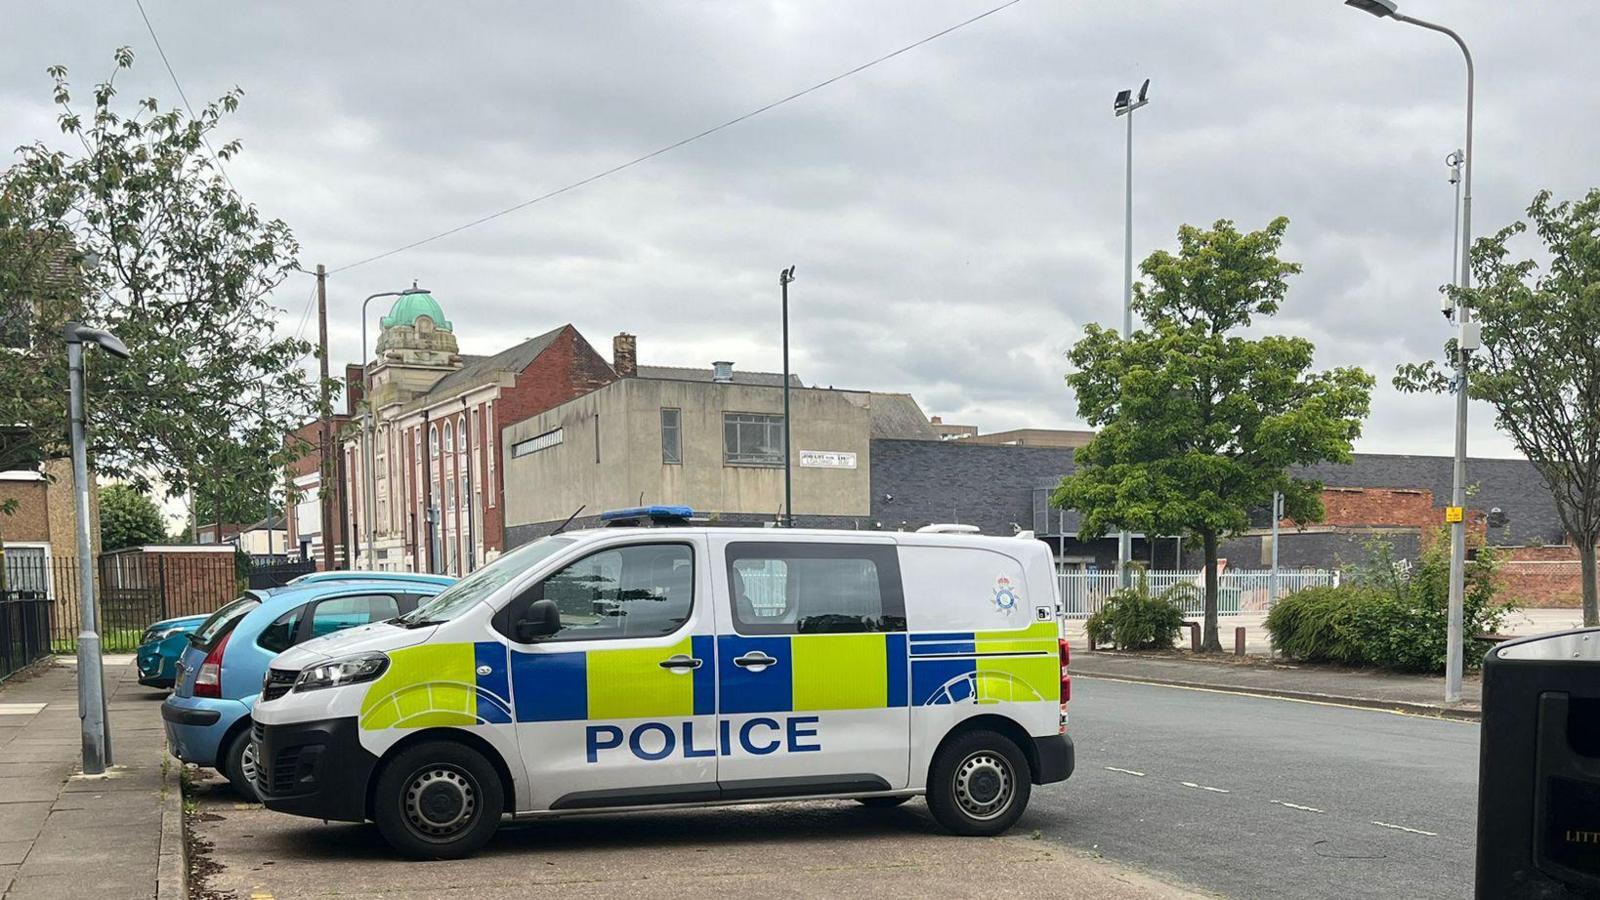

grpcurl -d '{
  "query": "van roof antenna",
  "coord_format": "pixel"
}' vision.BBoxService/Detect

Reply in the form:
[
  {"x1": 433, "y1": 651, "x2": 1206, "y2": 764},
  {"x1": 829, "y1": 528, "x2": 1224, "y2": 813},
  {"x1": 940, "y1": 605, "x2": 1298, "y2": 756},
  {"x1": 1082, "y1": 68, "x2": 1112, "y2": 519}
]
[{"x1": 552, "y1": 504, "x2": 586, "y2": 535}]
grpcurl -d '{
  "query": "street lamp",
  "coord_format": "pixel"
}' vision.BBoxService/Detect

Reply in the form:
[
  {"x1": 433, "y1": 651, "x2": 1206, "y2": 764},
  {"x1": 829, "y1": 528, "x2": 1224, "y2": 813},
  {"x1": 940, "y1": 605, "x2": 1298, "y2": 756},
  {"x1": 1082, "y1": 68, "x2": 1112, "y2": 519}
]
[
  {"x1": 359, "y1": 284, "x2": 430, "y2": 570},
  {"x1": 1346, "y1": 0, "x2": 1476, "y2": 704},
  {"x1": 1113, "y1": 77, "x2": 1149, "y2": 586},
  {"x1": 779, "y1": 266, "x2": 796, "y2": 527},
  {"x1": 64, "y1": 322, "x2": 130, "y2": 775}
]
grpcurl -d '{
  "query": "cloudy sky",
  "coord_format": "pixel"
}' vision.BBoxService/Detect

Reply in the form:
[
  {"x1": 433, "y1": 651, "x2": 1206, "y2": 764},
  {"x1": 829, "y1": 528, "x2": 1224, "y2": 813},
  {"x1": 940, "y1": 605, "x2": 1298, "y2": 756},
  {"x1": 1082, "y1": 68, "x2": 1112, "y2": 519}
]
[{"x1": 6, "y1": 1, "x2": 1598, "y2": 460}]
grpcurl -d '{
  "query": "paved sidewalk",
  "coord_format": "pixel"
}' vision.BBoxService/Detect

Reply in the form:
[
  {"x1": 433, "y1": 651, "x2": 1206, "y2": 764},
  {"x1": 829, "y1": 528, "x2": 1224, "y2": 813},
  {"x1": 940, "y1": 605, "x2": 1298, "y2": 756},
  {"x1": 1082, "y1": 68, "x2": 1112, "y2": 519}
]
[
  {"x1": 1070, "y1": 650, "x2": 1482, "y2": 719},
  {"x1": 0, "y1": 657, "x2": 180, "y2": 899}
]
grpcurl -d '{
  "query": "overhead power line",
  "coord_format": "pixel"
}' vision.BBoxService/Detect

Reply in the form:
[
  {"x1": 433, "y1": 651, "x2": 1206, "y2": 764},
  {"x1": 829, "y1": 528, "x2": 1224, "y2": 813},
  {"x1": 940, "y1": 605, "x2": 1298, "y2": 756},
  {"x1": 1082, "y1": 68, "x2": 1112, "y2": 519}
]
[
  {"x1": 133, "y1": 0, "x2": 238, "y2": 195},
  {"x1": 329, "y1": 0, "x2": 1025, "y2": 275}
]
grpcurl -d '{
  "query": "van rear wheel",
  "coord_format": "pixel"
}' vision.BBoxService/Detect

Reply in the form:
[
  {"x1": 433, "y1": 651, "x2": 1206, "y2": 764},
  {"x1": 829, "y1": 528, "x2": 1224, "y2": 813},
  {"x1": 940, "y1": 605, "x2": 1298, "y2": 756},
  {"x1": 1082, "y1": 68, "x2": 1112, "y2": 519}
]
[
  {"x1": 373, "y1": 740, "x2": 504, "y2": 859},
  {"x1": 926, "y1": 729, "x2": 1031, "y2": 836}
]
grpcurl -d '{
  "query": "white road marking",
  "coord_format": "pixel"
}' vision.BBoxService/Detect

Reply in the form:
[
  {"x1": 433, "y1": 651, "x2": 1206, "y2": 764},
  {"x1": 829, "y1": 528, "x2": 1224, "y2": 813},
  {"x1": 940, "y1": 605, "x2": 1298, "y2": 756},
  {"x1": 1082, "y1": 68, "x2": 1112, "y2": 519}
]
[
  {"x1": 1180, "y1": 781, "x2": 1231, "y2": 794},
  {"x1": 1103, "y1": 766, "x2": 1146, "y2": 777},
  {"x1": 1372, "y1": 821, "x2": 1437, "y2": 836},
  {"x1": 0, "y1": 703, "x2": 47, "y2": 715},
  {"x1": 1273, "y1": 800, "x2": 1325, "y2": 813}
]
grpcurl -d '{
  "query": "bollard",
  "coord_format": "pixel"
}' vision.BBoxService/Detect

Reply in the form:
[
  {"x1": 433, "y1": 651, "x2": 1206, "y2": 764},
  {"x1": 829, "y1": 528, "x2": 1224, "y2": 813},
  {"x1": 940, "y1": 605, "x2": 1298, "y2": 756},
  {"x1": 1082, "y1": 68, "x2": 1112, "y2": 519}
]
[
  {"x1": 1187, "y1": 622, "x2": 1201, "y2": 653},
  {"x1": 1235, "y1": 627, "x2": 1246, "y2": 656}
]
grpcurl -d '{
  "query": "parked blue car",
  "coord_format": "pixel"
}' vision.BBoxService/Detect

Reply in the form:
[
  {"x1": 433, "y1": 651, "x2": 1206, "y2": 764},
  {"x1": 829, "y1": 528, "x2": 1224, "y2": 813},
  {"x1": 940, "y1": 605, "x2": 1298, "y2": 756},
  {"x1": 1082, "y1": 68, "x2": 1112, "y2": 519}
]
[
  {"x1": 135, "y1": 614, "x2": 211, "y2": 688},
  {"x1": 284, "y1": 570, "x2": 457, "y2": 589},
  {"x1": 160, "y1": 578, "x2": 451, "y2": 798}
]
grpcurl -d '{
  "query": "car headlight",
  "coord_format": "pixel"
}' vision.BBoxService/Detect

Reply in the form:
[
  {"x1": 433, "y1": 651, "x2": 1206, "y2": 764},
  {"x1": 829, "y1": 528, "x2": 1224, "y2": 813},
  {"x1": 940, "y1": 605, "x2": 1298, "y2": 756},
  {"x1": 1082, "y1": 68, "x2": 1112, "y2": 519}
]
[{"x1": 292, "y1": 652, "x2": 390, "y2": 692}]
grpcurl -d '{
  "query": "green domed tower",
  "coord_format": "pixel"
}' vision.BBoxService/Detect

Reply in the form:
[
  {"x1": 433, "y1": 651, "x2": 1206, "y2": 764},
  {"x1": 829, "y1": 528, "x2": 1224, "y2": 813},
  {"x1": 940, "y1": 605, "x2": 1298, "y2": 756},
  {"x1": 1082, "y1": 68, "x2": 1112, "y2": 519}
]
[{"x1": 370, "y1": 288, "x2": 463, "y2": 408}]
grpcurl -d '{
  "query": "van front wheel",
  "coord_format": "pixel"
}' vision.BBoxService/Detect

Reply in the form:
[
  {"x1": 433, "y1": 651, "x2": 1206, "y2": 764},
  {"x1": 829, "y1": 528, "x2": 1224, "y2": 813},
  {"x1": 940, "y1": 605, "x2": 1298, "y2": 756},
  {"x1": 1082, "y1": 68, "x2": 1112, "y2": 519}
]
[
  {"x1": 373, "y1": 740, "x2": 504, "y2": 859},
  {"x1": 926, "y1": 729, "x2": 1031, "y2": 836}
]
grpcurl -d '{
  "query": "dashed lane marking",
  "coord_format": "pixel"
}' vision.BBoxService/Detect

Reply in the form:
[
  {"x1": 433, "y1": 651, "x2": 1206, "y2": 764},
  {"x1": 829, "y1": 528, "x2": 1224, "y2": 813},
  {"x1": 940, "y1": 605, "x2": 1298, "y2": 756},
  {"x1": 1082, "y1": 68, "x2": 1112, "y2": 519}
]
[
  {"x1": 1273, "y1": 800, "x2": 1325, "y2": 813},
  {"x1": 1372, "y1": 821, "x2": 1437, "y2": 836},
  {"x1": 1180, "y1": 781, "x2": 1231, "y2": 794},
  {"x1": 1103, "y1": 766, "x2": 1146, "y2": 777}
]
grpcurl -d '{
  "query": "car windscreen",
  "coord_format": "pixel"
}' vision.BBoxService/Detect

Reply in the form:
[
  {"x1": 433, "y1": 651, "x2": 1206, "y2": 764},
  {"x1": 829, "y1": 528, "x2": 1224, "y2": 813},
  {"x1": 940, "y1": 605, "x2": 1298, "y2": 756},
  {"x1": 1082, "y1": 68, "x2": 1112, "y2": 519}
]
[
  {"x1": 396, "y1": 537, "x2": 575, "y2": 627},
  {"x1": 190, "y1": 594, "x2": 261, "y2": 647}
]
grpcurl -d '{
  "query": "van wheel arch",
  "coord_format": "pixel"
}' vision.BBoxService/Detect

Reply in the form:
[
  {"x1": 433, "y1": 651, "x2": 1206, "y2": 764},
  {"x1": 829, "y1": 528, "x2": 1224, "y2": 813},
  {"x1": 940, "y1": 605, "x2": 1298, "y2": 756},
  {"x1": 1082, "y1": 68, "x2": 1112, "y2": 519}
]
[
  {"x1": 935, "y1": 714, "x2": 1040, "y2": 784},
  {"x1": 367, "y1": 729, "x2": 517, "y2": 821}
]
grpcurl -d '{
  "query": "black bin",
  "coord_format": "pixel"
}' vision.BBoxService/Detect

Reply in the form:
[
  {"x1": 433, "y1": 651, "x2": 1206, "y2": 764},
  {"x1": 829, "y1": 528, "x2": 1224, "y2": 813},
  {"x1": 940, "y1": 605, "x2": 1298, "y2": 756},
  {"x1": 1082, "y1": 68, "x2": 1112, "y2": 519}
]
[{"x1": 1477, "y1": 628, "x2": 1600, "y2": 898}]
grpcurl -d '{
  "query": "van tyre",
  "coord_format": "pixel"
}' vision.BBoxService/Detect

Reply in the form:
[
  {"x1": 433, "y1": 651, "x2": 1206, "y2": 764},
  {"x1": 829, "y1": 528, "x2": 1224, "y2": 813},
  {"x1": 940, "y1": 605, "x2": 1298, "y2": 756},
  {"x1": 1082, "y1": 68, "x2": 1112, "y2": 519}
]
[
  {"x1": 373, "y1": 740, "x2": 504, "y2": 859},
  {"x1": 926, "y1": 730, "x2": 1031, "y2": 836},
  {"x1": 222, "y1": 728, "x2": 261, "y2": 802}
]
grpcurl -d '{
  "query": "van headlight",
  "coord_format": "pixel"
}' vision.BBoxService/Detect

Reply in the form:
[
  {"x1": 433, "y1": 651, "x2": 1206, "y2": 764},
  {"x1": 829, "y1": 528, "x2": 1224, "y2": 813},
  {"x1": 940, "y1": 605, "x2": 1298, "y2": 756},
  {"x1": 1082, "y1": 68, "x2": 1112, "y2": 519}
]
[{"x1": 292, "y1": 653, "x2": 389, "y2": 692}]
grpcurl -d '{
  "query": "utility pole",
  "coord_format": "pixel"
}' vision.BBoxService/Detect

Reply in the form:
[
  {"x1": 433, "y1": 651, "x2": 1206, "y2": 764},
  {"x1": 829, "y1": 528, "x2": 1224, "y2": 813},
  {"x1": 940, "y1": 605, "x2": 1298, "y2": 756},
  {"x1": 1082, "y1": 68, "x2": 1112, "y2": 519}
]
[
  {"x1": 779, "y1": 266, "x2": 796, "y2": 527},
  {"x1": 1114, "y1": 79, "x2": 1150, "y2": 587},
  {"x1": 316, "y1": 264, "x2": 335, "y2": 572}
]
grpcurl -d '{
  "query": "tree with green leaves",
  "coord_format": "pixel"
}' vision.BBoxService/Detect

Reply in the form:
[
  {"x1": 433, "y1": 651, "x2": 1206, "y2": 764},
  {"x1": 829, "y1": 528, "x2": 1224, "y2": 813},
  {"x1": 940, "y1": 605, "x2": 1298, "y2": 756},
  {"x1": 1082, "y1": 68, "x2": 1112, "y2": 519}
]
[
  {"x1": 1054, "y1": 217, "x2": 1374, "y2": 651},
  {"x1": 0, "y1": 49, "x2": 317, "y2": 528},
  {"x1": 99, "y1": 483, "x2": 169, "y2": 551},
  {"x1": 1397, "y1": 189, "x2": 1600, "y2": 626}
]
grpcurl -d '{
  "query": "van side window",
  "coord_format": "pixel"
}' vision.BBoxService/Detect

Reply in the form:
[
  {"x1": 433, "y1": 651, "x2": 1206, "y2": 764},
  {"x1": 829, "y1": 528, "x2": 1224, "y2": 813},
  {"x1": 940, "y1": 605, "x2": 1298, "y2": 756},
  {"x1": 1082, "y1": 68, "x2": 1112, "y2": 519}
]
[
  {"x1": 726, "y1": 542, "x2": 906, "y2": 635},
  {"x1": 514, "y1": 543, "x2": 694, "y2": 642}
]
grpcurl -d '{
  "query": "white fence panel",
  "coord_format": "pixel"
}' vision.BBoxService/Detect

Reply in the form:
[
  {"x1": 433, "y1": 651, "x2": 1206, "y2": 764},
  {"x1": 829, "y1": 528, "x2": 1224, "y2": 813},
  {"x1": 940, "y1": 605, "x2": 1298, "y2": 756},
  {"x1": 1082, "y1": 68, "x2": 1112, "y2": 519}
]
[{"x1": 1057, "y1": 568, "x2": 1339, "y2": 620}]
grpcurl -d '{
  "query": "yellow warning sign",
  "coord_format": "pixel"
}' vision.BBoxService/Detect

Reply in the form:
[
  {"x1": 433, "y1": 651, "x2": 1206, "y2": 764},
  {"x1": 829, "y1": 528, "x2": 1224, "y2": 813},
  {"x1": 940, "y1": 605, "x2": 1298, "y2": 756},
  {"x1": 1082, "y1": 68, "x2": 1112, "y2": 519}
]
[{"x1": 1445, "y1": 506, "x2": 1464, "y2": 523}]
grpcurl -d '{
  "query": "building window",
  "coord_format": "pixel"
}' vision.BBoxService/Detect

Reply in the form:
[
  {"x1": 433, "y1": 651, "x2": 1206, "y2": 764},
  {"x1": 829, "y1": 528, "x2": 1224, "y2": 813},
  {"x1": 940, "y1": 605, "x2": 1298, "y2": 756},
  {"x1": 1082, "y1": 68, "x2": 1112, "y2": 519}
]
[
  {"x1": 661, "y1": 408, "x2": 682, "y2": 465},
  {"x1": 429, "y1": 425, "x2": 439, "y2": 459},
  {"x1": 457, "y1": 415, "x2": 467, "y2": 455},
  {"x1": 444, "y1": 421, "x2": 454, "y2": 455},
  {"x1": 485, "y1": 404, "x2": 496, "y2": 508},
  {"x1": 512, "y1": 427, "x2": 563, "y2": 458},
  {"x1": 723, "y1": 413, "x2": 785, "y2": 466}
]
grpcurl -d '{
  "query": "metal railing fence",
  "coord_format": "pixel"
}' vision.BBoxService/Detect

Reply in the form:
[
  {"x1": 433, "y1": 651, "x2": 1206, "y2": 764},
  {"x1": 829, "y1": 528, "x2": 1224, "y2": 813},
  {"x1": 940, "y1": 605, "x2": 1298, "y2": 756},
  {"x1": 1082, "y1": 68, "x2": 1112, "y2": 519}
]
[
  {"x1": 1058, "y1": 568, "x2": 1340, "y2": 620},
  {"x1": 0, "y1": 593, "x2": 53, "y2": 681}
]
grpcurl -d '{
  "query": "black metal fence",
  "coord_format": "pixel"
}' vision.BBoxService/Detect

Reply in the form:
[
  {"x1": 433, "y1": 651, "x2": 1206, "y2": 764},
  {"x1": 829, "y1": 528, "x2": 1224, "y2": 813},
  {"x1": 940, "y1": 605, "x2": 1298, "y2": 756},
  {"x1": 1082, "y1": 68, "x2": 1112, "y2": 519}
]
[
  {"x1": 4, "y1": 551, "x2": 243, "y2": 653},
  {"x1": 0, "y1": 592, "x2": 53, "y2": 682},
  {"x1": 247, "y1": 558, "x2": 316, "y2": 590}
]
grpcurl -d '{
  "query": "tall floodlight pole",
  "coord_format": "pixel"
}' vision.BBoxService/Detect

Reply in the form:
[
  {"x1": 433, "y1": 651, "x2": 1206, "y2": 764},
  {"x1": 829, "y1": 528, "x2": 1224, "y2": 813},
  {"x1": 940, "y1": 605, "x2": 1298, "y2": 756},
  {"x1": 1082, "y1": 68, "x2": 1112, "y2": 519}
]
[
  {"x1": 64, "y1": 323, "x2": 130, "y2": 775},
  {"x1": 359, "y1": 284, "x2": 429, "y2": 570},
  {"x1": 1114, "y1": 79, "x2": 1150, "y2": 586},
  {"x1": 1347, "y1": 0, "x2": 1475, "y2": 703},
  {"x1": 779, "y1": 266, "x2": 797, "y2": 527}
]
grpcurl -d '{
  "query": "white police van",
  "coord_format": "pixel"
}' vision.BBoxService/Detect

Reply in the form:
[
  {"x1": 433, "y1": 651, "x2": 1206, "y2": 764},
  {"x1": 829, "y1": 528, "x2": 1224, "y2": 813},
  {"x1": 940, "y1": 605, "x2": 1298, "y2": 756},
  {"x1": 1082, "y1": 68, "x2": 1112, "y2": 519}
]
[{"x1": 251, "y1": 507, "x2": 1074, "y2": 858}]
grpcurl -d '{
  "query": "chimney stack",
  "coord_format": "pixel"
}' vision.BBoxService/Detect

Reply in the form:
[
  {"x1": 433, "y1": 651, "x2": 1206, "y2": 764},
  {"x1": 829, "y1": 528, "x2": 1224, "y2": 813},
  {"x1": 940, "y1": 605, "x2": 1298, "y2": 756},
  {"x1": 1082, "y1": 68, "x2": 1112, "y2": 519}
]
[
  {"x1": 711, "y1": 361, "x2": 735, "y2": 383},
  {"x1": 612, "y1": 332, "x2": 637, "y2": 378}
]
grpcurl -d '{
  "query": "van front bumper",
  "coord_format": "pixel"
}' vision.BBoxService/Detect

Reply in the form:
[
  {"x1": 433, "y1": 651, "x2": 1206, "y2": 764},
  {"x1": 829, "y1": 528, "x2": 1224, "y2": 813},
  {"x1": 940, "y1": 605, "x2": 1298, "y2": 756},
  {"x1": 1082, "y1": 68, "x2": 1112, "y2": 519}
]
[
  {"x1": 1032, "y1": 733, "x2": 1075, "y2": 784},
  {"x1": 254, "y1": 716, "x2": 377, "y2": 823}
]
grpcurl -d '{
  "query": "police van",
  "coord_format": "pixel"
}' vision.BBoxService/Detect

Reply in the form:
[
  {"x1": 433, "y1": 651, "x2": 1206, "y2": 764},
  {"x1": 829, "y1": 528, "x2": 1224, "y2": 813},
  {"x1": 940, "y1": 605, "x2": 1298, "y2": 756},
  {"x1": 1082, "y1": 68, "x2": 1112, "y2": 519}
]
[{"x1": 251, "y1": 508, "x2": 1074, "y2": 858}]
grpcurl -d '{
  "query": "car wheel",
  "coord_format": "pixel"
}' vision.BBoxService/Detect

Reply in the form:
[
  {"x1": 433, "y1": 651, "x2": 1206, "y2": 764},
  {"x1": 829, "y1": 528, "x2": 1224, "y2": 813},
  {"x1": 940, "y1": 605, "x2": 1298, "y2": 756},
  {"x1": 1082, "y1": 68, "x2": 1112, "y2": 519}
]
[
  {"x1": 925, "y1": 729, "x2": 1031, "y2": 836},
  {"x1": 223, "y1": 728, "x2": 261, "y2": 802},
  {"x1": 856, "y1": 795, "x2": 912, "y2": 809},
  {"x1": 373, "y1": 740, "x2": 504, "y2": 860}
]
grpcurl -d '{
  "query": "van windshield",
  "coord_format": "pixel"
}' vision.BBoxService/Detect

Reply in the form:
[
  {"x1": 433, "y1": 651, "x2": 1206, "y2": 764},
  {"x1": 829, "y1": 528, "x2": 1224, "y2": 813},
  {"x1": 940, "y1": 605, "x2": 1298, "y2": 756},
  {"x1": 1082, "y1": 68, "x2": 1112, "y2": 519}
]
[
  {"x1": 396, "y1": 537, "x2": 575, "y2": 627},
  {"x1": 190, "y1": 594, "x2": 261, "y2": 648}
]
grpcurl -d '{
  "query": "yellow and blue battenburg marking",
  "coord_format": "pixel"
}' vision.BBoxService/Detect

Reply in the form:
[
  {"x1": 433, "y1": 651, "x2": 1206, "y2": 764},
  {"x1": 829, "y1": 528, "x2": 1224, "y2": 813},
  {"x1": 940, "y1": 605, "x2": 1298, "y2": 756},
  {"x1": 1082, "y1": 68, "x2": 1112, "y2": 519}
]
[
  {"x1": 357, "y1": 624, "x2": 1056, "y2": 731},
  {"x1": 909, "y1": 621, "x2": 1059, "y2": 707}
]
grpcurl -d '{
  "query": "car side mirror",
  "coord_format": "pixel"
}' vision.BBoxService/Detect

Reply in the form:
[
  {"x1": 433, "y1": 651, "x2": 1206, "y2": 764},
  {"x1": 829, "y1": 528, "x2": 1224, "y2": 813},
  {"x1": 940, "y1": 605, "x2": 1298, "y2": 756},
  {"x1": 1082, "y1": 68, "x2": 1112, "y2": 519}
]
[{"x1": 514, "y1": 598, "x2": 562, "y2": 642}]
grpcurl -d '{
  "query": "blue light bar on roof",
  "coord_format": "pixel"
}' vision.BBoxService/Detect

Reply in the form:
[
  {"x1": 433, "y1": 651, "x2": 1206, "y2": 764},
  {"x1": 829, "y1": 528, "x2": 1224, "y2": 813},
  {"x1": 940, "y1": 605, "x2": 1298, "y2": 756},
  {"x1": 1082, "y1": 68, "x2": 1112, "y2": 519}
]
[{"x1": 600, "y1": 505, "x2": 696, "y2": 525}]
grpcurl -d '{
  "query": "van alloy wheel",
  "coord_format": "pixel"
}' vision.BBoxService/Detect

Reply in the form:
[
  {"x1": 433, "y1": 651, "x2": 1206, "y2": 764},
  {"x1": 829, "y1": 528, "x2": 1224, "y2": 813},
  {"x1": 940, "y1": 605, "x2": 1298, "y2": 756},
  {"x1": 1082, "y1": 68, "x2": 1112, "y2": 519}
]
[
  {"x1": 404, "y1": 765, "x2": 478, "y2": 839},
  {"x1": 953, "y1": 751, "x2": 1014, "y2": 821}
]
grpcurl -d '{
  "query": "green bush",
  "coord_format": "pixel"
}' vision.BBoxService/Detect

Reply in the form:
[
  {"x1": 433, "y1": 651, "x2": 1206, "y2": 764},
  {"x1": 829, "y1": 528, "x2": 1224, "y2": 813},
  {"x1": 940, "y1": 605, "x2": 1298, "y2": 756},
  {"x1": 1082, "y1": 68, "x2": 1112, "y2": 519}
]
[
  {"x1": 1086, "y1": 574, "x2": 1190, "y2": 651},
  {"x1": 1267, "y1": 532, "x2": 1515, "y2": 673}
]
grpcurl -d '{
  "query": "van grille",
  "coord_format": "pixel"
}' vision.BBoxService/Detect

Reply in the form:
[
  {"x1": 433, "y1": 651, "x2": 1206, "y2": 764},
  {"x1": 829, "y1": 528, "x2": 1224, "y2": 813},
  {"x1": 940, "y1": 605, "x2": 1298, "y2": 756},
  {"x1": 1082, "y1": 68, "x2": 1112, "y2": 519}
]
[{"x1": 261, "y1": 668, "x2": 297, "y2": 701}]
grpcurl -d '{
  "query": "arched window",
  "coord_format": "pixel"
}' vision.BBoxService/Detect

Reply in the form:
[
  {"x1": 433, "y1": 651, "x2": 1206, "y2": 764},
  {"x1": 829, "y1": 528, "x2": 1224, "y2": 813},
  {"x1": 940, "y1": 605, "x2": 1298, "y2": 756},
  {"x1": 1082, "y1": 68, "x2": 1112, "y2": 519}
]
[
  {"x1": 428, "y1": 425, "x2": 439, "y2": 459},
  {"x1": 444, "y1": 421, "x2": 454, "y2": 455},
  {"x1": 457, "y1": 415, "x2": 468, "y2": 456}
]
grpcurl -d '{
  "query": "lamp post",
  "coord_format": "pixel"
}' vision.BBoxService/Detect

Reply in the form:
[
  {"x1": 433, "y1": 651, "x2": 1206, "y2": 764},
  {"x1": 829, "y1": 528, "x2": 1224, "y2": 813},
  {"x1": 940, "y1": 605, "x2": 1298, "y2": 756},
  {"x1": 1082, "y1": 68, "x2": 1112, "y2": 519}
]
[
  {"x1": 64, "y1": 322, "x2": 130, "y2": 775},
  {"x1": 1346, "y1": 0, "x2": 1475, "y2": 703},
  {"x1": 1113, "y1": 78, "x2": 1150, "y2": 587},
  {"x1": 779, "y1": 266, "x2": 796, "y2": 527},
  {"x1": 359, "y1": 284, "x2": 429, "y2": 570}
]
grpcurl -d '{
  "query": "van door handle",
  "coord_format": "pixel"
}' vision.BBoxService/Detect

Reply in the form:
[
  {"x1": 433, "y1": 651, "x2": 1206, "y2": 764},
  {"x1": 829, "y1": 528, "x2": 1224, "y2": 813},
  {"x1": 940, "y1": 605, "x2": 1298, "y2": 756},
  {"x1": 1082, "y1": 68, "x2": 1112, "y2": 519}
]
[
  {"x1": 733, "y1": 651, "x2": 778, "y2": 673},
  {"x1": 658, "y1": 654, "x2": 702, "y2": 673}
]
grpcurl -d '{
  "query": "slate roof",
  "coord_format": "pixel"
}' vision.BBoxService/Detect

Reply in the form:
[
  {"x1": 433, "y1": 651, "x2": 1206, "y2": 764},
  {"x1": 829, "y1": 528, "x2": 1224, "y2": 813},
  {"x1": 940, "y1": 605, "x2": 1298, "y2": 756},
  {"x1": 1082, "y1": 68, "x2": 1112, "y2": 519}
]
[
  {"x1": 416, "y1": 325, "x2": 569, "y2": 403},
  {"x1": 866, "y1": 393, "x2": 938, "y2": 440}
]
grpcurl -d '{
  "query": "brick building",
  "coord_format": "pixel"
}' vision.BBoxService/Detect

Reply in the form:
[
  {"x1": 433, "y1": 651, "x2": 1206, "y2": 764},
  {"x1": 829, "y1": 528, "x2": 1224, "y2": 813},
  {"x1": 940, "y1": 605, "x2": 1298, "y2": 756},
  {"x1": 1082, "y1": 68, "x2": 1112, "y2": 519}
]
[
  {"x1": 0, "y1": 459, "x2": 100, "y2": 593},
  {"x1": 283, "y1": 414, "x2": 352, "y2": 569},
  {"x1": 340, "y1": 291, "x2": 617, "y2": 575}
]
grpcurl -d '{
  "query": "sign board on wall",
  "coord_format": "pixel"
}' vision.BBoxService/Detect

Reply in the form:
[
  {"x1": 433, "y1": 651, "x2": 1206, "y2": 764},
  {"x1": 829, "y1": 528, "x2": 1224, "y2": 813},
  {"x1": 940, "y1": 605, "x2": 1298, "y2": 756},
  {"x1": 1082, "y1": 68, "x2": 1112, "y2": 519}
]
[{"x1": 799, "y1": 450, "x2": 857, "y2": 469}]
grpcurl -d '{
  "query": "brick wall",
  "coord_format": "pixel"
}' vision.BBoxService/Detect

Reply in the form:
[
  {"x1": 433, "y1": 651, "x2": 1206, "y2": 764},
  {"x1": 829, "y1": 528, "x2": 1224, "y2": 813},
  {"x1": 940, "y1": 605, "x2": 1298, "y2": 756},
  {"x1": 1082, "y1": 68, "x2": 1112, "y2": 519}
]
[
  {"x1": 1493, "y1": 544, "x2": 1596, "y2": 608},
  {"x1": 0, "y1": 480, "x2": 51, "y2": 543}
]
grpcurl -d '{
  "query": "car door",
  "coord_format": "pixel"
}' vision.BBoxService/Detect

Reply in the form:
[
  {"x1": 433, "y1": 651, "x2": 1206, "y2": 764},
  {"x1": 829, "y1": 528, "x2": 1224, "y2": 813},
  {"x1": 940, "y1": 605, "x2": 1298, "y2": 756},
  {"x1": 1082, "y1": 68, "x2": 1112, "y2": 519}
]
[
  {"x1": 713, "y1": 538, "x2": 910, "y2": 796},
  {"x1": 495, "y1": 537, "x2": 716, "y2": 811}
]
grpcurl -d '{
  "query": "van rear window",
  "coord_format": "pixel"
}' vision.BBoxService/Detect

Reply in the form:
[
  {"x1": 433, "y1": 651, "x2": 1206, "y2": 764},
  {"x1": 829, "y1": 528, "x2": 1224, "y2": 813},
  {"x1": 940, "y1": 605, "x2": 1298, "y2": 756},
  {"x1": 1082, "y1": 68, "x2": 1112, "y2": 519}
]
[{"x1": 726, "y1": 542, "x2": 905, "y2": 635}]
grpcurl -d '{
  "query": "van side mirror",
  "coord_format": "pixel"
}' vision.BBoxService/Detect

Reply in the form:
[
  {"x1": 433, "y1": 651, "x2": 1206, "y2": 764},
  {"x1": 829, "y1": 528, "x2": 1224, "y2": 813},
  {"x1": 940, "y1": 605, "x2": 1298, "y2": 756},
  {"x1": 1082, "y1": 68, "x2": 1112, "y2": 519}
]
[{"x1": 514, "y1": 599, "x2": 562, "y2": 642}]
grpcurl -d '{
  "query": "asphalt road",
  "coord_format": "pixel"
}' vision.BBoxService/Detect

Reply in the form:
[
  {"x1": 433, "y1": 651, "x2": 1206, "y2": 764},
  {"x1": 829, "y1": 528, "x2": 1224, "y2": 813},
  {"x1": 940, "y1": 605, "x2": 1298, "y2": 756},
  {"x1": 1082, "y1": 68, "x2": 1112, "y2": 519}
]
[{"x1": 1029, "y1": 676, "x2": 1481, "y2": 899}]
